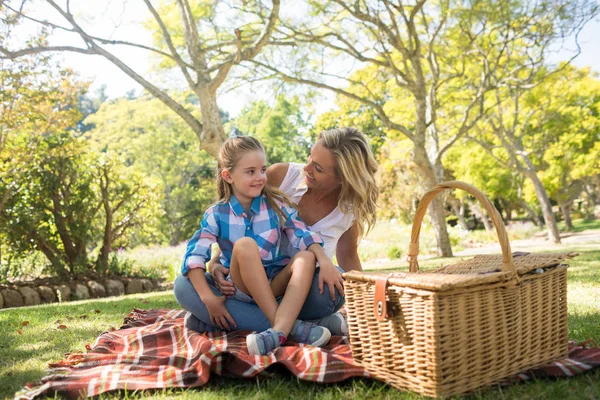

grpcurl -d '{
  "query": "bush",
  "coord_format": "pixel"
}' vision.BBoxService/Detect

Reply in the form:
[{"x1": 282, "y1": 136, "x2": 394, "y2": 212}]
[{"x1": 387, "y1": 245, "x2": 403, "y2": 260}]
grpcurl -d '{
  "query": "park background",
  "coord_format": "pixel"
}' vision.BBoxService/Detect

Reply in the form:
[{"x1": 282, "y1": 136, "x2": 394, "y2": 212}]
[{"x1": 1, "y1": 0, "x2": 600, "y2": 398}]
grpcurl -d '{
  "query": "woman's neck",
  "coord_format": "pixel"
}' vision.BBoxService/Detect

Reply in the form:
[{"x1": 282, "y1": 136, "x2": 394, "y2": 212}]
[{"x1": 307, "y1": 186, "x2": 341, "y2": 203}]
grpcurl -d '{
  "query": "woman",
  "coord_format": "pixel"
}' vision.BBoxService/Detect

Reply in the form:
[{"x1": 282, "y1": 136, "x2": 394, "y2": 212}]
[{"x1": 174, "y1": 127, "x2": 379, "y2": 335}]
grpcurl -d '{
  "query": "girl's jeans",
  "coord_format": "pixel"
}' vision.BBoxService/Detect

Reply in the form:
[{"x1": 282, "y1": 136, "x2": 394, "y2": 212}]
[{"x1": 173, "y1": 267, "x2": 345, "y2": 332}]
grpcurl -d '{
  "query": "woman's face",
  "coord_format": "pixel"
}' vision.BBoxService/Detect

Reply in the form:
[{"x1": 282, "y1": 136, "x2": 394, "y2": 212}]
[{"x1": 303, "y1": 142, "x2": 341, "y2": 190}]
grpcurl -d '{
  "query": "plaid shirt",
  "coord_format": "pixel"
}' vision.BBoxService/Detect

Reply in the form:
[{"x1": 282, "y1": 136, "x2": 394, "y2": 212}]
[{"x1": 182, "y1": 194, "x2": 323, "y2": 277}]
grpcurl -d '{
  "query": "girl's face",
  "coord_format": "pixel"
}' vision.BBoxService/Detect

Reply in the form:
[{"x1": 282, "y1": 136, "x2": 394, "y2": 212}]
[
  {"x1": 303, "y1": 142, "x2": 340, "y2": 190},
  {"x1": 222, "y1": 150, "x2": 267, "y2": 204}
]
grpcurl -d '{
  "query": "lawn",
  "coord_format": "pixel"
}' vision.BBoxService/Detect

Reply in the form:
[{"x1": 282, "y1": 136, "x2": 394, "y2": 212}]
[{"x1": 2, "y1": 243, "x2": 599, "y2": 400}]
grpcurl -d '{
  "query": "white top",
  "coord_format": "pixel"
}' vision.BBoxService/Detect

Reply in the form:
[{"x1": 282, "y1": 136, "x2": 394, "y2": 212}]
[{"x1": 279, "y1": 163, "x2": 354, "y2": 260}]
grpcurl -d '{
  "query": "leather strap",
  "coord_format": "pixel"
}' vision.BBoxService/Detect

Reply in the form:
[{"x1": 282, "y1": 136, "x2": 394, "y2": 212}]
[{"x1": 374, "y1": 276, "x2": 390, "y2": 321}]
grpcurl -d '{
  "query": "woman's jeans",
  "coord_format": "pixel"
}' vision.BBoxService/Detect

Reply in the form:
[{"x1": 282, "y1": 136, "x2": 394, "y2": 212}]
[{"x1": 173, "y1": 267, "x2": 345, "y2": 332}]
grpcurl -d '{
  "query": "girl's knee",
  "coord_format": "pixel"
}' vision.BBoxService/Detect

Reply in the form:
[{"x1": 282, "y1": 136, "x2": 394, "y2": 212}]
[{"x1": 233, "y1": 237, "x2": 259, "y2": 252}]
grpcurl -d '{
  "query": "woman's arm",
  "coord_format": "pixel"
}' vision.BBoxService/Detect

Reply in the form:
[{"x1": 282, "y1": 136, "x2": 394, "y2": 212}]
[
  {"x1": 266, "y1": 163, "x2": 290, "y2": 187},
  {"x1": 188, "y1": 268, "x2": 235, "y2": 330},
  {"x1": 336, "y1": 223, "x2": 363, "y2": 272}
]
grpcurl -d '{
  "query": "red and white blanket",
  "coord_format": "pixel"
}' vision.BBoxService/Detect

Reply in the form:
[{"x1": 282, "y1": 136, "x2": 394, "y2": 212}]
[{"x1": 15, "y1": 309, "x2": 600, "y2": 399}]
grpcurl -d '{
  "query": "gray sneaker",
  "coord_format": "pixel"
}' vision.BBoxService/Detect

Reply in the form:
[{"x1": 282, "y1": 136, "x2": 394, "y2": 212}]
[
  {"x1": 246, "y1": 328, "x2": 286, "y2": 355},
  {"x1": 288, "y1": 320, "x2": 331, "y2": 347},
  {"x1": 308, "y1": 312, "x2": 348, "y2": 336},
  {"x1": 184, "y1": 312, "x2": 215, "y2": 333}
]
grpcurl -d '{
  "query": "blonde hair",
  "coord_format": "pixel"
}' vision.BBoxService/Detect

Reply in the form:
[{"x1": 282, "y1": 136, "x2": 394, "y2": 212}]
[
  {"x1": 216, "y1": 136, "x2": 292, "y2": 223},
  {"x1": 317, "y1": 127, "x2": 379, "y2": 237}
]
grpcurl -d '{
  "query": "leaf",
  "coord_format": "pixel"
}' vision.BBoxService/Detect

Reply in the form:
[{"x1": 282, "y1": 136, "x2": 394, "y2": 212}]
[
  {"x1": 57, "y1": 325, "x2": 68, "y2": 330},
  {"x1": 79, "y1": 315, "x2": 88, "y2": 319},
  {"x1": 93, "y1": 309, "x2": 101, "y2": 313},
  {"x1": 55, "y1": 319, "x2": 62, "y2": 324},
  {"x1": 21, "y1": 321, "x2": 30, "y2": 326},
  {"x1": 16, "y1": 329, "x2": 23, "y2": 335}
]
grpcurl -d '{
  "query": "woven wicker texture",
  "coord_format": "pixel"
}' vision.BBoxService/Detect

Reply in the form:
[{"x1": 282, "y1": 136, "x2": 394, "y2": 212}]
[{"x1": 343, "y1": 181, "x2": 571, "y2": 397}]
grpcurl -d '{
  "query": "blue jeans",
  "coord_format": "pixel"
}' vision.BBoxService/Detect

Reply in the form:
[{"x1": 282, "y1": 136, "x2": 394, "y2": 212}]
[{"x1": 173, "y1": 268, "x2": 345, "y2": 332}]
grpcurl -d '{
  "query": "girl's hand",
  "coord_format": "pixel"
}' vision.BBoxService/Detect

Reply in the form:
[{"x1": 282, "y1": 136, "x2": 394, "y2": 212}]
[
  {"x1": 211, "y1": 264, "x2": 235, "y2": 297},
  {"x1": 204, "y1": 294, "x2": 236, "y2": 330},
  {"x1": 318, "y1": 259, "x2": 344, "y2": 301}
]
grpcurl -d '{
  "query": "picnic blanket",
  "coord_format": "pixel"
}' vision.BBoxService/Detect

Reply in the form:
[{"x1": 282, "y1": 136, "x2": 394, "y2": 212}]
[{"x1": 15, "y1": 309, "x2": 600, "y2": 399}]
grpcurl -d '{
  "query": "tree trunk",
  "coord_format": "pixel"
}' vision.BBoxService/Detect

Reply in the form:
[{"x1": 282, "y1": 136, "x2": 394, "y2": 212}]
[
  {"x1": 524, "y1": 169, "x2": 561, "y2": 243},
  {"x1": 450, "y1": 200, "x2": 469, "y2": 230},
  {"x1": 470, "y1": 201, "x2": 494, "y2": 232},
  {"x1": 560, "y1": 202, "x2": 574, "y2": 231},
  {"x1": 96, "y1": 172, "x2": 113, "y2": 273},
  {"x1": 518, "y1": 199, "x2": 543, "y2": 227},
  {"x1": 197, "y1": 85, "x2": 226, "y2": 158},
  {"x1": 35, "y1": 238, "x2": 69, "y2": 277}
]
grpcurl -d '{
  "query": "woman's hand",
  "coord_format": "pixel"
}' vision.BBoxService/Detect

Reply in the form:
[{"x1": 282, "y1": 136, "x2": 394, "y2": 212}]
[
  {"x1": 210, "y1": 264, "x2": 235, "y2": 296},
  {"x1": 318, "y1": 259, "x2": 344, "y2": 301},
  {"x1": 203, "y1": 293, "x2": 236, "y2": 330}
]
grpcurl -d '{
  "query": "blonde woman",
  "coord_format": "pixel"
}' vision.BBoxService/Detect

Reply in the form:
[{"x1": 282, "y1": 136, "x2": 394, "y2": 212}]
[{"x1": 174, "y1": 127, "x2": 379, "y2": 335}]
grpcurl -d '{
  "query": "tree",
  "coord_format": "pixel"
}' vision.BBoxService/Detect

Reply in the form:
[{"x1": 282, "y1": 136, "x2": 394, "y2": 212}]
[
  {"x1": 1, "y1": 0, "x2": 281, "y2": 157},
  {"x1": 225, "y1": 95, "x2": 310, "y2": 163},
  {"x1": 85, "y1": 94, "x2": 216, "y2": 245},
  {"x1": 94, "y1": 153, "x2": 161, "y2": 272},
  {"x1": 1, "y1": 131, "x2": 159, "y2": 277},
  {"x1": 250, "y1": 0, "x2": 597, "y2": 255},
  {"x1": 468, "y1": 65, "x2": 600, "y2": 240},
  {"x1": 0, "y1": 48, "x2": 86, "y2": 213},
  {"x1": 1, "y1": 132, "x2": 96, "y2": 276},
  {"x1": 534, "y1": 67, "x2": 600, "y2": 230}
]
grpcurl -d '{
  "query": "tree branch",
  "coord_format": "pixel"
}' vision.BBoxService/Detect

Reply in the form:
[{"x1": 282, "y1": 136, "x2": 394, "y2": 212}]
[
  {"x1": 252, "y1": 60, "x2": 415, "y2": 141},
  {"x1": 208, "y1": 0, "x2": 280, "y2": 93},
  {"x1": 142, "y1": 0, "x2": 196, "y2": 89}
]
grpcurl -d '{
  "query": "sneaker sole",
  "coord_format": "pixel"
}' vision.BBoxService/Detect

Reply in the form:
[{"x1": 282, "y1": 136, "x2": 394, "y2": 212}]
[
  {"x1": 339, "y1": 318, "x2": 349, "y2": 336},
  {"x1": 310, "y1": 329, "x2": 332, "y2": 347},
  {"x1": 246, "y1": 335, "x2": 262, "y2": 356}
]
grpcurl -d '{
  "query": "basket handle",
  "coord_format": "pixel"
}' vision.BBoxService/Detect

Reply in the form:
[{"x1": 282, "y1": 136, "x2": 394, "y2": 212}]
[{"x1": 407, "y1": 181, "x2": 515, "y2": 274}]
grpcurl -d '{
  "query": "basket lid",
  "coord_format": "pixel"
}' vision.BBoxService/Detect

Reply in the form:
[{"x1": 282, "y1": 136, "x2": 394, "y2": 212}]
[
  {"x1": 434, "y1": 251, "x2": 578, "y2": 275},
  {"x1": 344, "y1": 252, "x2": 577, "y2": 292}
]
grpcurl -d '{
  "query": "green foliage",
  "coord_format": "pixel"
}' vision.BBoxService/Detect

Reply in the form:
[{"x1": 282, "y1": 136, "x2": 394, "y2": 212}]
[
  {"x1": 0, "y1": 57, "x2": 162, "y2": 278},
  {"x1": 0, "y1": 131, "x2": 160, "y2": 278},
  {"x1": 1, "y1": 133, "x2": 96, "y2": 276},
  {"x1": 225, "y1": 95, "x2": 311, "y2": 164},
  {"x1": 374, "y1": 139, "x2": 421, "y2": 223},
  {"x1": 532, "y1": 66, "x2": 600, "y2": 205},
  {"x1": 106, "y1": 252, "x2": 135, "y2": 277},
  {"x1": 387, "y1": 245, "x2": 402, "y2": 260},
  {"x1": 312, "y1": 89, "x2": 386, "y2": 155},
  {"x1": 85, "y1": 94, "x2": 216, "y2": 245}
]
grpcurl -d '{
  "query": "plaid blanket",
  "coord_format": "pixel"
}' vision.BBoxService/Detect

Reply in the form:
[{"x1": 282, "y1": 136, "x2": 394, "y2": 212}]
[{"x1": 15, "y1": 309, "x2": 600, "y2": 399}]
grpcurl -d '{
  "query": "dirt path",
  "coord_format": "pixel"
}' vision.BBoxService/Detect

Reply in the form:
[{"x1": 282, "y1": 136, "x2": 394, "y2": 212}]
[
  {"x1": 362, "y1": 229, "x2": 600, "y2": 271},
  {"x1": 454, "y1": 228, "x2": 600, "y2": 256}
]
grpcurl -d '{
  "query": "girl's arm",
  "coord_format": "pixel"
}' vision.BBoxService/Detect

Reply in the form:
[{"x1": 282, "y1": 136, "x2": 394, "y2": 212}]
[
  {"x1": 183, "y1": 208, "x2": 236, "y2": 330},
  {"x1": 279, "y1": 204, "x2": 343, "y2": 301},
  {"x1": 335, "y1": 223, "x2": 362, "y2": 272}
]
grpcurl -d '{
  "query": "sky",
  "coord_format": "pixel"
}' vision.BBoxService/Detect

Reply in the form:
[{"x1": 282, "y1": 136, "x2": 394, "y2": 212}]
[{"x1": 9, "y1": 1, "x2": 600, "y2": 118}]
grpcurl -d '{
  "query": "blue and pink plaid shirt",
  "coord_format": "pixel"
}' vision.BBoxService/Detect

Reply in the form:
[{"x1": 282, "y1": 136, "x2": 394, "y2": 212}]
[{"x1": 182, "y1": 194, "x2": 323, "y2": 278}]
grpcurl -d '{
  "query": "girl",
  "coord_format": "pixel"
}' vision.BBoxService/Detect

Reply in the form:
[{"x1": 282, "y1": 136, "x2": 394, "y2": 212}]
[{"x1": 180, "y1": 136, "x2": 333, "y2": 355}]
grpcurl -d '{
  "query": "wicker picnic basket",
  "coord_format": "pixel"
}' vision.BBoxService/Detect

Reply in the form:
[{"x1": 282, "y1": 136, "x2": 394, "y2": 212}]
[{"x1": 343, "y1": 181, "x2": 576, "y2": 398}]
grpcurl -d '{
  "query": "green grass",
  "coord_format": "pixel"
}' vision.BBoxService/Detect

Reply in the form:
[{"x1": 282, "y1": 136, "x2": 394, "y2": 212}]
[
  {"x1": 2, "y1": 245, "x2": 600, "y2": 400},
  {"x1": 558, "y1": 218, "x2": 600, "y2": 233}
]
